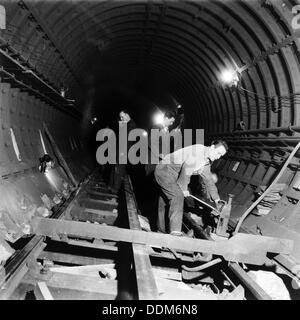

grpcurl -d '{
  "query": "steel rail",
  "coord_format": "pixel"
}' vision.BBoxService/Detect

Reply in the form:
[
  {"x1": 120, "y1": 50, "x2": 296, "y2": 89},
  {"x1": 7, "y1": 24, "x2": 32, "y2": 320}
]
[{"x1": 115, "y1": 175, "x2": 159, "y2": 299}]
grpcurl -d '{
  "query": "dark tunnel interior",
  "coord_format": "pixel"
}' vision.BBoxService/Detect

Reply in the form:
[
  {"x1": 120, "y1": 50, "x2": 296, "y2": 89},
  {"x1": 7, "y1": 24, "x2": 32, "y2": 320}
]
[{"x1": 1, "y1": 0, "x2": 300, "y2": 300}]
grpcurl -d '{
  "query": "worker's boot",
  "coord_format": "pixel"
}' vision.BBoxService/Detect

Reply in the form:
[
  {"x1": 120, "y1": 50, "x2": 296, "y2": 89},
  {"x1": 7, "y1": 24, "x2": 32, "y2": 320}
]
[{"x1": 170, "y1": 231, "x2": 184, "y2": 236}]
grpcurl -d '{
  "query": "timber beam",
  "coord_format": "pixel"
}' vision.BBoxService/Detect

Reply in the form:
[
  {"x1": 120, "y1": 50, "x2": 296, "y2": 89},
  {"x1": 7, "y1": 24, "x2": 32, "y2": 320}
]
[
  {"x1": 30, "y1": 217, "x2": 293, "y2": 266},
  {"x1": 22, "y1": 272, "x2": 118, "y2": 298}
]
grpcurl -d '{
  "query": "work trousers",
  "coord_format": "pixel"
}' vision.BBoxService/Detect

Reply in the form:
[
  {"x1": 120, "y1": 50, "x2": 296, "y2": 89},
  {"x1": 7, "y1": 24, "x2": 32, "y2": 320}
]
[{"x1": 154, "y1": 164, "x2": 184, "y2": 233}]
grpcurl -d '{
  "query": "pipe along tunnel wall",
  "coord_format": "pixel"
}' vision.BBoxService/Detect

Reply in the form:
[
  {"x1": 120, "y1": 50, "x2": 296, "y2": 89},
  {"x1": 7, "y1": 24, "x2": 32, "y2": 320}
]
[{"x1": 1, "y1": 0, "x2": 300, "y2": 279}]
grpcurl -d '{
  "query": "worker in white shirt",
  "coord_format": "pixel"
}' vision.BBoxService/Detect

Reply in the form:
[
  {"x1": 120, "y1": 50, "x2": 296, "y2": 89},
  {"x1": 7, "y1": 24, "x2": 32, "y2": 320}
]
[{"x1": 154, "y1": 140, "x2": 228, "y2": 235}]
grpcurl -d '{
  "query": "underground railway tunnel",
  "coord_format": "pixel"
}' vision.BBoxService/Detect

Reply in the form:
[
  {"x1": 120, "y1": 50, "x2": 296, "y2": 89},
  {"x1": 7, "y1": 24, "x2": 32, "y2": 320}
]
[{"x1": 1, "y1": 0, "x2": 300, "y2": 301}]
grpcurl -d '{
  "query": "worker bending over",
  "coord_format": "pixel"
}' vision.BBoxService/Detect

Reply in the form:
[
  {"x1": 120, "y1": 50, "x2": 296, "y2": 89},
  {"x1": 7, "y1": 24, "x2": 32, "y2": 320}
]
[{"x1": 154, "y1": 140, "x2": 228, "y2": 235}]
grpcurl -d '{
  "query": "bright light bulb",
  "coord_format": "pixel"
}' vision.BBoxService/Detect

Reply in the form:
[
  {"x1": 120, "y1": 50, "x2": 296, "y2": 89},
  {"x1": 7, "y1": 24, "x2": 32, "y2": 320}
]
[
  {"x1": 220, "y1": 69, "x2": 238, "y2": 85},
  {"x1": 153, "y1": 112, "x2": 165, "y2": 125},
  {"x1": 91, "y1": 117, "x2": 98, "y2": 125}
]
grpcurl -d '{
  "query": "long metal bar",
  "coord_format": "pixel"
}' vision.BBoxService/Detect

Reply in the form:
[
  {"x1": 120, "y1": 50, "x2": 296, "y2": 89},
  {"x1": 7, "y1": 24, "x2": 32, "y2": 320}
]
[
  {"x1": 189, "y1": 194, "x2": 220, "y2": 215},
  {"x1": 228, "y1": 263, "x2": 272, "y2": 300},
  {"x1": 182, "y1": 258, "x2": 222, "y2": 272},
  {"x1": 0, "y1": 236, "x2": 46, "y2": 300}
]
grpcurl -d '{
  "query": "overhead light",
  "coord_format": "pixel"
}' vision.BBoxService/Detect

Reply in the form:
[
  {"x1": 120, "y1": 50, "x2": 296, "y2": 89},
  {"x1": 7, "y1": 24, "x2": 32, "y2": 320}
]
[
  {"x1": 39, "y1": 154, "x2": 54, "y2": 174},
  {"x1": 220, "y1": 68, "x2": 239, "y2": 86},
  {"x1": 60, "y1": 88, "x2": 66, "y2": 98},
  {"x1": 153, "y1": 112, "x2": 165, "y2": 125},
  {"x1": 91, "y1": 117, "x2": 98, "y2": 125}
]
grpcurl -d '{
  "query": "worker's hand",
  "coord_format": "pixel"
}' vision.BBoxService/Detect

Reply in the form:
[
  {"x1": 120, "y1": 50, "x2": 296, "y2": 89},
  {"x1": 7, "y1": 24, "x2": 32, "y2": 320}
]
[
  {"x1": 215, "y1": 199, "x2": 225, "y2": 211},
  {"x1": 182, "y1": 190, "x2": 190, "y2": 197}
]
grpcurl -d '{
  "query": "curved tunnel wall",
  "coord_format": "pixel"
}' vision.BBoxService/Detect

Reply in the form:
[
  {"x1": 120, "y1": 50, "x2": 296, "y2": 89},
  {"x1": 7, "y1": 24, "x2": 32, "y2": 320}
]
[
  {"x1": 2, "y1": 0, "x2": 300, "y2": 263},
  {"x1": 0, "y1": 79, "x2": 94, "y2": 249},
  {"x1": 4, "y1": 0, "x2": 300, "y2": 131}
]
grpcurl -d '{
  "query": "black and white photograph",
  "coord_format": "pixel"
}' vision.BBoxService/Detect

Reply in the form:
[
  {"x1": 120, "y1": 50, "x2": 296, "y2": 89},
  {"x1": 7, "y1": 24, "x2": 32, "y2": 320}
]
[{"x1": 0, "y1": 0, "x2": 300, "y2": 307}]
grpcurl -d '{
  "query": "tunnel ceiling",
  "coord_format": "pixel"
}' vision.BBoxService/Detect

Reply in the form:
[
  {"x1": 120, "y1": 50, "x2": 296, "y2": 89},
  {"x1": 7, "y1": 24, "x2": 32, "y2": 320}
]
[{"x1": 2, "y1": 0, "x2": 300, "y2": 136}]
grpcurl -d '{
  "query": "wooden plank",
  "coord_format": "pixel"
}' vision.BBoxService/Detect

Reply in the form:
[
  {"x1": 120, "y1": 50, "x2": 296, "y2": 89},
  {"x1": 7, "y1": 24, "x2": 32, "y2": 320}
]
[
  {"x1": 39, "y1": 241, "x2": 195, "y2": 263},
  {"x1": 48, "y1": 287, "x2": 115, "y2": 300},
  {"x1": 79, "y1": 198, "x2": 117, "y2": 211},
  {"x1": 43, "y1": 123, "x2": 78, "y2": 186},
  {"x1": 48, "y1": 263, "x2": 182, "y2": 281},
  {"x1": 49, "y1": 264, "x2": 115, "y2": 278},
  {"x1": 87, "y1": 186, "x2": 113, "y2": 194},
  {"x1": 38, "y1": 251, "x2": 115, "y2": 266},
  {"x1": 83, "y1": 197, "x2": 118, "y2": 206},
  {"x1": 22, "y1": 272, "x2": 118, "y2": 296},
  {"x1": 153, "y1": 268, "x2": 182, "y2": 281},
  {"x1": 71, "y1": 207, "x2": 117, "y2": 225},
  {"x1": 34, "y1": 282, "x2": 54, "y2": 300},
  {"x1": 83, "y1": 208, "x2": 117, "y2": 216},
  {"x1": 68, "y1": 239, "x2": 117, "y2": 250},
  {"x1": 31, "y1": 217, "x2": 293, "y2": 266},
  {"x1": 87, "y1": 191, "x2": 118, "y2": 199},
  {"x1": 87, "y1": 193, "x2": 118, "y2": 202},
  {"x1": 88, "y1": 182, "x2": 106, "y2": 187}
]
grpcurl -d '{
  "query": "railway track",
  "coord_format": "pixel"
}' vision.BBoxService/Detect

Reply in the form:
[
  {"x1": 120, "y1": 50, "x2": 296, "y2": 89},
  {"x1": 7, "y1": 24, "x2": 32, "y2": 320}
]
[{"x1": 0, "y1": 169, "x2": 297, "y2": 300}]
